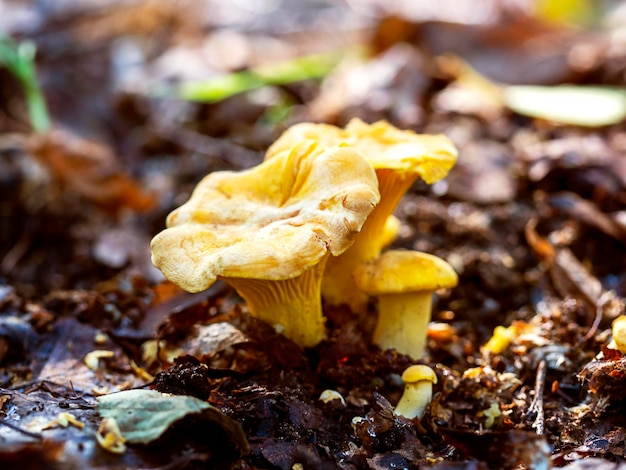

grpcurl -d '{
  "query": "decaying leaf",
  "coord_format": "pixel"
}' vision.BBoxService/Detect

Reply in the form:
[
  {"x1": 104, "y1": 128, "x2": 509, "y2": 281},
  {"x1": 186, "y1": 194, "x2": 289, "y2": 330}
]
[
  {"x1": 96, "y1": 389, "x2": 248, "y2": 452},
  {"x1": 23, "y1": 130, "x2": 155, "y2": 213},
  {"x1": 579, "y1": 352, "x2": 626, "y2": 402}
]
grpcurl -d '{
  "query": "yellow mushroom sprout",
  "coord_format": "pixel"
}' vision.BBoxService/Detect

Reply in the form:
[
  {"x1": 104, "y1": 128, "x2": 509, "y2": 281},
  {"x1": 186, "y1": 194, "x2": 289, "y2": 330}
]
[
  {"x1": 394, "y1": 364, "x2": 438, "y2": 420},
  {"x1": 151, "y1": 141, "x2": 380, "y2": 347},
  {"x1": 611, "y1": 315, "x2": 626, "y2": 354},
  {"x1": 266, "y1": 118, "x2": 458, "y2": 311},
  {"x1": 353, "y1": 250, "x2": 458, "y2": 359}
]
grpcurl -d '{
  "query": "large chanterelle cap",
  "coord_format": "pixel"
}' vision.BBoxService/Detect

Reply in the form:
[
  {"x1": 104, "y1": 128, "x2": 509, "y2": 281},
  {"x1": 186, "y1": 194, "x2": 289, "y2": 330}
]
[
  {"x1": 267, "y1": 118, "x2": 458, "y2": 312},
  {"x1": 151, "y1": 140, "x2": 380, "y2": 347},
  {"x1": 267, "y1": 118, "x2": 457, "y2": 184}
]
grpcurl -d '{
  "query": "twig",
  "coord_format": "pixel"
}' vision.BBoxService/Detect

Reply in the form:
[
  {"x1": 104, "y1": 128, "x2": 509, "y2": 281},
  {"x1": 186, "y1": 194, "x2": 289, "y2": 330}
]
[
  {"x1": 526, "y1": 359, "x2": 546, "y2": 435},
  {"x1": 579, "y1": 292, "x2": 612, "y2": 344},
  {"x1": 0, "y1": 228, "x2": 34, "y2": 274},
  {"x1": 0, "y1": 419, "x2": 42, "y2": 440}
]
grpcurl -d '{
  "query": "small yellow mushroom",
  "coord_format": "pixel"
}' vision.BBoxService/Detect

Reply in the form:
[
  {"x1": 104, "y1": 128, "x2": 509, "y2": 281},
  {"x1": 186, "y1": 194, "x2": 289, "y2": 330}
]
[
  {"x1": 354, "y1": 250, "x2": 458, "y2": 359},
  {"x1": 482, "y1": 321, "x2": 532, "y2": 356},
  {"x1": 319, "y1": 389, "x2": 346, "y2": 406},
  {"x1": 84, "y1": 350, "x2": 114, "y2": 371},
  {"x1": 151, "y1": 140, "x2": 379, "y2": 347},
  {"x1": 394, "y1": 364, "x2": 438, "y2": 420},
  {"x1": 612, "y1": 315, "x2": 626, "y2": 354}
]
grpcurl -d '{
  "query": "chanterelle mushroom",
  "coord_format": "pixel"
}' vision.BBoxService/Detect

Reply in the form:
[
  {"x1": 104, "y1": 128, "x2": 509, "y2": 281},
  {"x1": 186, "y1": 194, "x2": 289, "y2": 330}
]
[
  {"x1": 266, "y1": 118, "x2": 457, "y2": 311},
  {"x1": 151, "y1": 141, "x2": 379, "y2": 347},
  {"x1": 353, "y1": 250, "x2": 458, "y2": 359}
]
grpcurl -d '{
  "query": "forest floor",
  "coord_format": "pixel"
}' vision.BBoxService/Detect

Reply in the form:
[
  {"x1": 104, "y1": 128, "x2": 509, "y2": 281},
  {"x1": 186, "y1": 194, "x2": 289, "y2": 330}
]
[{"x1": 1, "y1": 1, "x2": 626, "y2": 468}]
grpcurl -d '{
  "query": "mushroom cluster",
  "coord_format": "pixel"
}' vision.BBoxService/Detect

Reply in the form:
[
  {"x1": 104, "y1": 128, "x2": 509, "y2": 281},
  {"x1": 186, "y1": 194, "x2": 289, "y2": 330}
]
[
  {"x1": 151, "y1": 140, "x2": 380, "y2": 347},
  {"x1": 151, "y1": 119, "x2": 458, "y2": 356},
  {"x1": 266, "y1": 118, "x2": 458, "y2": 312}
]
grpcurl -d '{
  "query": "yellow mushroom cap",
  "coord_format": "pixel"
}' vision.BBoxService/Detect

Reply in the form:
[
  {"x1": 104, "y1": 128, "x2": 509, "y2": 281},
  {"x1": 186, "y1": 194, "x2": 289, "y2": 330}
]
[
  {"x1": 353, "y1": 250, "x2": 458, "y2": 296},
  {"x1": 401, "y1": 364, "x2": 438, "y2": 384},
  {"x1": 151, "y1": 140, "x2": 380, "y2": 292},
  {"x1": 266, "y1": 118, "x2": 458, "y2": 184}
]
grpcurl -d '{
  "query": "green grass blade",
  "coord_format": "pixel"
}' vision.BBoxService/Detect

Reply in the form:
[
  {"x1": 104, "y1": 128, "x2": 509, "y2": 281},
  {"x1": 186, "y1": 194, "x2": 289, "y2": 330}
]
[{"x1": 0, "y1": 37, "x2": 50, "y2": 133}]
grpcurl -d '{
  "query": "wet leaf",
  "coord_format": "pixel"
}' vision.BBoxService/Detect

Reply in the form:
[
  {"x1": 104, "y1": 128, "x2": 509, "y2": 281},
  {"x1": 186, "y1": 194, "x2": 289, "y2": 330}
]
[{"x1": 97, "y1": 389, "x2": 248, "y2": 452}]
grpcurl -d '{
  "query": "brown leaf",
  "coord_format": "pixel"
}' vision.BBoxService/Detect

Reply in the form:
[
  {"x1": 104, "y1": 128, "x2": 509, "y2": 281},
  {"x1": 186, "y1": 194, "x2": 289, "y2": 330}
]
[
  {"x1": 548, "y1": 192, "x2": 626, "y2": 244},
  {"x1": 25, "y1": 130, "x2": 155, "y2": 214},
  {"x1": 526, "y1": 218, "x2": 603, "y2": 305},
  {"x1": 579, "y1": 355, "x2": 626, "y2": 400}
]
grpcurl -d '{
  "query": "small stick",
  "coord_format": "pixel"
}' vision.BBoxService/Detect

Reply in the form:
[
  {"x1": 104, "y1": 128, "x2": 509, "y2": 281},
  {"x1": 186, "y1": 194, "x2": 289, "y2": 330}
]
[
  {"x1": 526, "y1": 359, "x2": 546, "y2": 435},
  {"x1": 0, "y1": 419, "x2": 42, "y2": 440}
]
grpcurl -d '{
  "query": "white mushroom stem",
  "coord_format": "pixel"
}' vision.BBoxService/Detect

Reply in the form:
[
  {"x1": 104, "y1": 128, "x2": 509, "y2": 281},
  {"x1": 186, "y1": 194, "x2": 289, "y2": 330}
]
[
  {"x1": 373, "y1": 290, "x2": 433, "y2": 360},
  {"x1": 394, "y1": 369, "x2": 436, "y2": 420}
]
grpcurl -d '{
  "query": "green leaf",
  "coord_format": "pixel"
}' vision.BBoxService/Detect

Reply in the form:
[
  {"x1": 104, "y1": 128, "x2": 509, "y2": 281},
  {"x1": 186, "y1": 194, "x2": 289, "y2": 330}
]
[
  {"x1": 504, "y1": 85, "x2": 626, "y2": 127},
  {"x1": 174, "y1": 51, "x2": 341, "y2": 103},
  {"x1": 97, "y1": 389, "x2": 248, "y2": 451}
]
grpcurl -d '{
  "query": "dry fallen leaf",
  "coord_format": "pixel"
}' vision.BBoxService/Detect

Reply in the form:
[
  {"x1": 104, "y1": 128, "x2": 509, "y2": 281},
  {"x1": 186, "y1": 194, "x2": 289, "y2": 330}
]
[{"x1": 23, "y1": 129, "x2": 155, "y2": 213}]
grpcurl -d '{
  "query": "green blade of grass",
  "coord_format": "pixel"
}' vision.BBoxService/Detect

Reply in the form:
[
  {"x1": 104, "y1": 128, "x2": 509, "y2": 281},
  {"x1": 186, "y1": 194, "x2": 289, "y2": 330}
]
[
  {"x1": 175, "y1": 51, "x2": 342, "y2": 103},
  {"x1": 0, "y1": 37, "x2": 50, "y2": 133}
]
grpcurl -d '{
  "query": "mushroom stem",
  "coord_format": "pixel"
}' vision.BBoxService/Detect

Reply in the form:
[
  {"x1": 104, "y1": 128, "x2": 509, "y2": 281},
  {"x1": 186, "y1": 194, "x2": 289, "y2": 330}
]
[
  {"x1": 380, "y1": 215, "x2": 401, "y2": 250},
  {"x1": 394, "y1": 379, "x2": 434, "y2": 420},
  {"x1": 225, "y1": 254, "x2": 329, "y2": 348},
  {"x1": 373, "y1": 290, "x2": 433, "y2": 360},
  {"x1": 322, "y1": 171, "x2": 415, "y2": 311}
]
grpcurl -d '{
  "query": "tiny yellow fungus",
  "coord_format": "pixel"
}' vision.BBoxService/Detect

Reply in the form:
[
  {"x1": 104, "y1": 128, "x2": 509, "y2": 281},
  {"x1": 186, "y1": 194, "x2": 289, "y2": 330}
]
[
  {"x1": 611, "y1": 315, "x2": 626, "y2": 354},
  {"x1": 84, "y1": 350, "x2": 114, "y2": 371},
  {"x1": 319, "y1": 389, "x2": 346, "y2": 406},
  {"x1": 394, "y1": 364, "x2": 438, "y2": 420}
]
